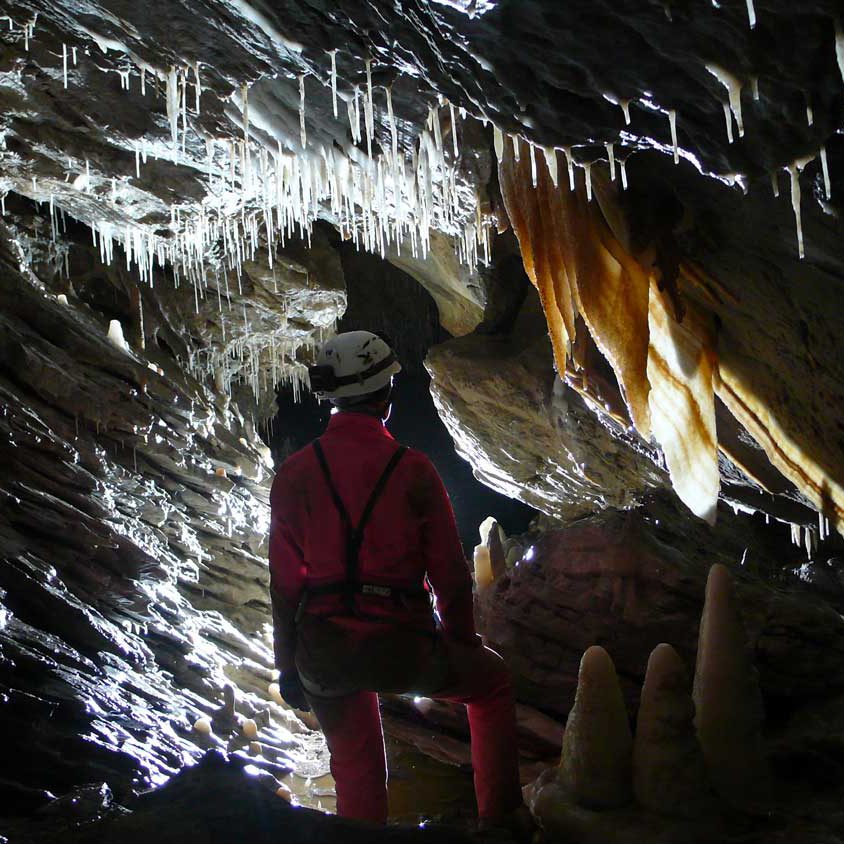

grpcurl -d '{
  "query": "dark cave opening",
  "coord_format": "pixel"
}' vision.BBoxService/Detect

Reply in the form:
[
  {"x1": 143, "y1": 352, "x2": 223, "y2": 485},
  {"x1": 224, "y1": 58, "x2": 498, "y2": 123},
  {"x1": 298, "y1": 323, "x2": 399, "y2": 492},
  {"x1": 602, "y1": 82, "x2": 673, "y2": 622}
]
[
  {"x1": 266, "y1": 229, "x2": 536, "y2": 553},
  {"x1": 268, "y1": 372, "x2": 536, "y2": 555}
]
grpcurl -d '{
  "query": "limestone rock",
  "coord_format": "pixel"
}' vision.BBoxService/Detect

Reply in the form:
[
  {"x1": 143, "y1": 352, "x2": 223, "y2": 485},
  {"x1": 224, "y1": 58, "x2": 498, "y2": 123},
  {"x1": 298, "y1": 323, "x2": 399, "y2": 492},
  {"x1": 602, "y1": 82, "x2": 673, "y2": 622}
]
[
  {"x1": 387, "y1": 231, "x2": 484, "y2": 337},
  {"x1": 426, "y1": 323, "x2": 667, "y2": 524},
  {"x1": 633, "y1": 644, "x2": 712, "y2": 816},
  {"x1": 559, "y1": 646, "x2": 633, "y2": 809}
]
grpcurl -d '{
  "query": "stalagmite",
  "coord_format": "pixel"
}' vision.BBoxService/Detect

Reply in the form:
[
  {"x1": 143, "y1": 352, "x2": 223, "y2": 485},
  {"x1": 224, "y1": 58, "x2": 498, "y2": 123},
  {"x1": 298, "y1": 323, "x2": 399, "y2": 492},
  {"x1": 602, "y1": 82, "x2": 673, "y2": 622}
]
[
  {"x1": 633, "y1": 644, "x2": 712, "y2": 816},
  {"x1": 473, "y1": 543, "x2": 493, "y2": 590},
  {"x1": 107, "y1": 319, "x2": 130, "y2": 352},
  {"x1": 693, "y1": 565, "x2": 770, "y2": 807},
  {"x1": 241, "y1": 718, "x2": 258, "y2": 739},
  {"x1": 668, "y1": 109, "x2": 679, "y2": 163},
  {"x1": 268, "y1": 682, "x2": 284, "y2": 705},
  {"x1": 706, "y1": 64, "x2": 744, "y2": 139},
  {"x1": 193, "y1": 717, "x2": 212, "y2": 735},
  {"x1": 559, "y1": 646, "x2": 633, "y2": 809}
]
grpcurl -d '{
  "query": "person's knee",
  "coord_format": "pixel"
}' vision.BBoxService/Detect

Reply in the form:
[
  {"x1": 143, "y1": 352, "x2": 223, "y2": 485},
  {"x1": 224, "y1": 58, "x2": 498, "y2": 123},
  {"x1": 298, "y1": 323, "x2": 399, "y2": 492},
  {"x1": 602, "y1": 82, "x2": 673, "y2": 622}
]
[{"x1": 483, "y1": 647, "x2": 514, "y2": 690}]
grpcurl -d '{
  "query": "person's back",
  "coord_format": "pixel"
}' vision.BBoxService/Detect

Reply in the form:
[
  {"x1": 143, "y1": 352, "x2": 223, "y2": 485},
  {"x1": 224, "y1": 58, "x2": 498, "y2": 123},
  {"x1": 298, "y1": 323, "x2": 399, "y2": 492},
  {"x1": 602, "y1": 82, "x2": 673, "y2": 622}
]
[{"x1": 268, "y1": 331, "x2": 530, "y2": 834}]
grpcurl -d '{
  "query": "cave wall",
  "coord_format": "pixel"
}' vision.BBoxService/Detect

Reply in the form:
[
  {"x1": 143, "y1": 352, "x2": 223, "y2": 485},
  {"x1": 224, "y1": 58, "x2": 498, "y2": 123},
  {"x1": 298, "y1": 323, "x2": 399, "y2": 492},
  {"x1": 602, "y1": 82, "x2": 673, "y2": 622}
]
[{"x1": 0, "y1": 205, "x2": 328, "y2": 811}]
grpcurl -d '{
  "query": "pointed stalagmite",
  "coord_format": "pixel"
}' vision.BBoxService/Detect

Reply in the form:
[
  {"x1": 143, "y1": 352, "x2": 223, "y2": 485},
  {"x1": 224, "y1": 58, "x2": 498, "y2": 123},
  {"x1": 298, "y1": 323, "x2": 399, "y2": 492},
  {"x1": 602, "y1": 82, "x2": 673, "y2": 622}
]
[
  {"x1": 559, "y1": 645, "x2": 633, "y2": 809},
  {"x1": 634, "y1": 644, "x2": 712, "y2": 817},
  {"x1": 693, "y1": 564, "x2": 770, "y2": 807}
]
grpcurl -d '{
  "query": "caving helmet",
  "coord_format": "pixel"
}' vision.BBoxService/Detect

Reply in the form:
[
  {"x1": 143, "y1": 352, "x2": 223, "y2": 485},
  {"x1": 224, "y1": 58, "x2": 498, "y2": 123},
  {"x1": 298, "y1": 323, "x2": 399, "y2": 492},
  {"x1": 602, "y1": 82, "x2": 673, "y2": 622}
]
[{"x1": 308, "y1": 331, "x2": 402, "y2": 402}]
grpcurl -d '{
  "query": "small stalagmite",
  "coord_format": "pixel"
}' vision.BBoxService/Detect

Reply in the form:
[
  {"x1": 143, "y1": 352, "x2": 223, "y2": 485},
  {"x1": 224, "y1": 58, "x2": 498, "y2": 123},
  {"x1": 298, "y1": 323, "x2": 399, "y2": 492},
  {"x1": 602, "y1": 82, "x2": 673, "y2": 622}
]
[
  {"x1": 474, "y1": 516, "x2": 506, "y2": 589},
  {"x1": 633, "y1": 643, "x2": 712, "y2": 816},
  {"x1": 693, "y1": 564, "x2": 770, "y2": 807},
  {"x1": 559, "y1": 645, "x2": 633, "y2": 809}
]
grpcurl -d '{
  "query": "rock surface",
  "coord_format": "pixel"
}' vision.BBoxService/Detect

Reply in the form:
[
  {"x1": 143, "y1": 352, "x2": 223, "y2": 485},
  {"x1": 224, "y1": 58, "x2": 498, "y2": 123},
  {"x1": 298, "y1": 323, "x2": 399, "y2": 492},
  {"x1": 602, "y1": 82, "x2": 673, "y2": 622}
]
[
  {"x1": 0, "y1": 207, "x2": 327, "y2": 810},
  {"x1": 426, "y1": 303, "x2": 667, "y2": 522},
  {"x1": 475, "y1": 502, "x2": 844, "y2": 718}
]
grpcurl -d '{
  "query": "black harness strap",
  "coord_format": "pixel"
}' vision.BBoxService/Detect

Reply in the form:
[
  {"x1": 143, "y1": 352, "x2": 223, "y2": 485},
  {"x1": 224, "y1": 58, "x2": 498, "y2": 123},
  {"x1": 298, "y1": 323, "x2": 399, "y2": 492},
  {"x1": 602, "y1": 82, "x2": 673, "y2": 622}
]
[{"x1": 311, "y1": 439, "x2": 408, "y2": 613}]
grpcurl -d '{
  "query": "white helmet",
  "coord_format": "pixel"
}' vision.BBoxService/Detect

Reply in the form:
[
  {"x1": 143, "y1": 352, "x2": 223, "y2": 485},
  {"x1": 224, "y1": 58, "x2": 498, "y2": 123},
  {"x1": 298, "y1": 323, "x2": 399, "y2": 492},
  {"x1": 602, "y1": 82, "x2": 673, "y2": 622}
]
[{"x1": 309, "y1": 331, "x2": 402, "y2": 399}]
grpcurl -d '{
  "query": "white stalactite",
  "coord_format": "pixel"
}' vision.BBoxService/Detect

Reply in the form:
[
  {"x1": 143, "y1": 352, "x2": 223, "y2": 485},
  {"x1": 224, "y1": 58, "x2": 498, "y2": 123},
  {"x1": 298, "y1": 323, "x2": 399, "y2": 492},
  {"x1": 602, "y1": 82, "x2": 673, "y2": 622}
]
[{"x1": 668, "y1": 109, "x2": 678, "y2": 163}]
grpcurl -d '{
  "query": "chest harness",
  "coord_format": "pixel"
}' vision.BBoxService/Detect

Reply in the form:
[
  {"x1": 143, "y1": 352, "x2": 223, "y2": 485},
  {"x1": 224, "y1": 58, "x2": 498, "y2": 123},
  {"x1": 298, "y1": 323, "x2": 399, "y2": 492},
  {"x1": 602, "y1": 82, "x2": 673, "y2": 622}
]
[{"x1": 294, "y1": 439, "x2": 431, "y2": 623}]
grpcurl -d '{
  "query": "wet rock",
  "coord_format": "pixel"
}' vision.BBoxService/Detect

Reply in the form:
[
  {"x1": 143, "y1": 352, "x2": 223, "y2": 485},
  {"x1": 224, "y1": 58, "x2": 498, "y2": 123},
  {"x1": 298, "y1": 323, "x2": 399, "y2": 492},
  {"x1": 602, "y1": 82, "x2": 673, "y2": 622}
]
[{"x1": 426, "y1": 320, "x2": 666, "y2": 523}]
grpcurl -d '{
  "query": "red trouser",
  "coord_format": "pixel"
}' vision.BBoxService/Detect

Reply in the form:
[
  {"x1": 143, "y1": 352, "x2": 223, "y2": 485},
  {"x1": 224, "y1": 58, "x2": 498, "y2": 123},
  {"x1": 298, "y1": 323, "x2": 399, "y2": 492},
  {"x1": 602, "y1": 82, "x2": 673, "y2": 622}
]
[{"x1": 297, "y1": 616, "x2": 523, "y2": 823}]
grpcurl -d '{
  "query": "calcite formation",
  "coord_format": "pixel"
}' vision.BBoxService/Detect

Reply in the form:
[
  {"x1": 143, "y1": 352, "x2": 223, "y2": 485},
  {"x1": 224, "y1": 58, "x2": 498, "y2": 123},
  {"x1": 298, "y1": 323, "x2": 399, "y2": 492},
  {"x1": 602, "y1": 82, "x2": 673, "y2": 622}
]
[
  {"x1": 1, "y1": 0, "x2": 844, "y2": 837},
  {"x1": 526, "y1": 560, "x2": 781, "y2": 839},
  {"x1": 633, "y1": 644, "x2": 712, "y2": 816},
  {"x1": 693, "y1": 563, "x2": 770, "y2": 807},
  {"x1": 558, "y1": 645, "x2": 633, "y2": 809}
]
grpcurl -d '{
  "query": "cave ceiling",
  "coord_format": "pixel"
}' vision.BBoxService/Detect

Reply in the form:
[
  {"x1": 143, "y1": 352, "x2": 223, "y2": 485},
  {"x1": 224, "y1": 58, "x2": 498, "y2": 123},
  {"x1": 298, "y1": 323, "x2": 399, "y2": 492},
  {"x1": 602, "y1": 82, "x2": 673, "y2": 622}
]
[{"x1": 1, "y1": 0, "x2": 843, "y2": 532}]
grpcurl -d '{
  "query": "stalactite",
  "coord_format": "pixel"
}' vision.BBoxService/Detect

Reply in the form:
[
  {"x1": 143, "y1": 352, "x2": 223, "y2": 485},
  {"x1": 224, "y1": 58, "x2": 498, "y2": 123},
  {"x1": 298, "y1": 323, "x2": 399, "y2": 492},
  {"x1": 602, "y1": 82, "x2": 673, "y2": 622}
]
[
  {"x1": 668, "y1": 109, "x2": 678, "y2": 164},
  {"x1": 706, "y1": 64, "x2": 744, "y2": 139}
]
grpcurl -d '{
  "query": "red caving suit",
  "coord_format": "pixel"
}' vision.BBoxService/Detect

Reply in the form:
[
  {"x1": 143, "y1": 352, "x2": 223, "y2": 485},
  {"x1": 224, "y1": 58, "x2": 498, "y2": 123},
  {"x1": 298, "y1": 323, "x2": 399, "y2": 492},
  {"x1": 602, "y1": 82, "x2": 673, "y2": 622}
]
[{"x1": 269, "y1": 411, "x2": 522, "y2": 822}]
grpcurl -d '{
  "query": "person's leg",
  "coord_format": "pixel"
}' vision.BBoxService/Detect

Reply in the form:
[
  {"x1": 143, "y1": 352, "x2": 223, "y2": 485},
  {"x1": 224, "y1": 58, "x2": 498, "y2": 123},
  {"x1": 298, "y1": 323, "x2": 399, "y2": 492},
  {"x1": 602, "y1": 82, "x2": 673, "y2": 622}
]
[
  {"x1": 307, "y1": 690, "x2": 388, "y2": 823},
  {"x1": 428, "y1": 643, "x2": 523, "y2": 821}
]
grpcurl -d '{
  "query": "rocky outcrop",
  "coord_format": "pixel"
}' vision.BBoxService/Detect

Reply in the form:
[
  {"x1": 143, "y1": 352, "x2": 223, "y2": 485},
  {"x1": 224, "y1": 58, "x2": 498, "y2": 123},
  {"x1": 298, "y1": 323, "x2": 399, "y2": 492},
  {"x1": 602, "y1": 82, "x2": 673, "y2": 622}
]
[
  {"x1": 2, "y1": 751, "x2": 474, "y2": 844},
  {"x1": 0, "y1": 211, "x2": 328, "y2": 810},
  {"x1": 426, "y1": 302, "x2": 667, "y2": 522}
]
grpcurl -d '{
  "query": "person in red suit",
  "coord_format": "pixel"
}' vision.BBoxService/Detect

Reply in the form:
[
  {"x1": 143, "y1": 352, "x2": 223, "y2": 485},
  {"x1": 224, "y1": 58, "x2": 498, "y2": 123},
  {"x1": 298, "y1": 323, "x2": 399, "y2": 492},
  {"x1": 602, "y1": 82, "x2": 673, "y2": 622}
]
[{"x1": 269, "y1": 330, "x2": 530, "y2": 835}]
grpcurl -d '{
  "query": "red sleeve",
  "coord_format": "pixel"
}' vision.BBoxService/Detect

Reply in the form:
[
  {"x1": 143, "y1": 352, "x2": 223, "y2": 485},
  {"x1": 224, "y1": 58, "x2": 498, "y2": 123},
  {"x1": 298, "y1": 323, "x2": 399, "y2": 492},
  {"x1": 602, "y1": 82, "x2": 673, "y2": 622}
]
[
  {"x1": 268, "y1": 468, "x2": 306, "y2": 671},
  {"x1": 414, "y1": 456, "x2": 480, "y2": 645}
]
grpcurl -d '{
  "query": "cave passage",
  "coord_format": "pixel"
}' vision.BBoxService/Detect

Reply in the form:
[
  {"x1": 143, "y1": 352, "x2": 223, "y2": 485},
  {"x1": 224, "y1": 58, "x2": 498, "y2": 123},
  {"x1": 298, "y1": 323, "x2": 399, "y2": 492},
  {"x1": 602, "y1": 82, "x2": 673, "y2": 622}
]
[{"x1": 2, "y1": 1, "x2": 844, "y2": 842}]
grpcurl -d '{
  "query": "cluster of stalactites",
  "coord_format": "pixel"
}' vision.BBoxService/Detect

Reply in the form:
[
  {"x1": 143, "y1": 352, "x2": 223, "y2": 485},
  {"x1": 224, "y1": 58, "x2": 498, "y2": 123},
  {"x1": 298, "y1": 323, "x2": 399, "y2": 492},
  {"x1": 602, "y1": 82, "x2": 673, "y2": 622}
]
[
  {"x1": 495, "y1": 133, "x2": 844, "y2": 537},
  {"x1": 27, "y1": 34, "x2": 493, "y2": 285},
  {"x1": 188, "y1": 331, "x2": 319, "y2": 403},
  {"x1": 2, "y1": 22, "x2": 494, "y2": 403}
]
